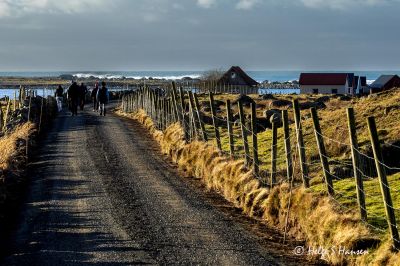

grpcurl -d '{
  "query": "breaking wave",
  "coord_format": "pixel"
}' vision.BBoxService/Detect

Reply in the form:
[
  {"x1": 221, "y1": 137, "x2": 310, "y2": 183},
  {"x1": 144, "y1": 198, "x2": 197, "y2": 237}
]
[{"x1": 72, "y1": 73, "x2": 202, "y2": 80}]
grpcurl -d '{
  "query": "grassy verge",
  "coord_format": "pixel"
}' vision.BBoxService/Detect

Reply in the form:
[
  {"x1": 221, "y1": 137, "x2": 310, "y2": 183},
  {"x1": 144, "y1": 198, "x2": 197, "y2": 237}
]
[{"x1": 117, "y1": 107, "x2": 400, "y2": 265}]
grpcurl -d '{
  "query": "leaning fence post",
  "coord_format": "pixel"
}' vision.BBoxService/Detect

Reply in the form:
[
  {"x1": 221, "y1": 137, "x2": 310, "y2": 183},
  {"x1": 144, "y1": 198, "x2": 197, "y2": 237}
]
[
  {"x1": 188, "y1": 91, "x2": 199, "y2": 138},
  {"x1": 347, "y1": 107, "x2": 367, "y2": 221},
  {"x1": 238, "y1": 101, "x2": 250, "y2": 167},
  {"x1": 250, "y1": 102, "x2": 259, "y2": 176},
  {"x1": 293, "y1": 99, "x2": 309, "y2": 188},
  {"x1": 270, "y1": 121, "x2": 278, "y2": 188},
  {"x1": 311, "y1": 107, "x2": 334, "y2": 196},
  {"x1": 367, "y1": 116, "x2": 400, "y2": 249},
  {"x1": 226, "y1": 100, "x2": 235, "y2": 158},
  {"x1": 0, "y1": 103, "x2": 3, "y2": 132},
  {"x1": 209, "y1": 92, "x2": 222, "y2": 150},
  {"x1": 38, "y1": 97, "x2": 44, "y2": 134},
  {"x1": 193, "y1": 93, "x2": 208, "y2": 141},
  {"x1": 4, "y1": 99, "x2": 11, "y2": 131},
  {"x1": 282, "y1": 110, "x2": 293, "y2": 182},
  {"x1": 171, "y1": 83, "x2": 180, "y2": 123},
  {"x1": 178, "y1": 87, "x2": 190, "y2": 142}
]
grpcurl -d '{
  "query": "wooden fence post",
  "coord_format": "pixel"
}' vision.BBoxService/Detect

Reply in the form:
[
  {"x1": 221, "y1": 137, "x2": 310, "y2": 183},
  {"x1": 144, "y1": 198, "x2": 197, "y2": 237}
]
[
  {"x1": 226, "y1": 100, "x2": 235, "y2": 158},
  {"x1": 0, "y1": 103, "x2": 3, "y2": 132},
  {"x1": 347, "y1": 107, "x2": 367, "y2": 221},
  {"x1": 38, "y1": 97, "x2": 44, "y2": 134},
  {"x1": 282, "y1": 110, "x2": 293, "y2": 181},
  {"x1": 178, "y1": 87, "x2": 190, "y2": 142},
  {"x1": 188, "y1": 91, "x2": 199, "y2": 138},
  {"x1": 4, "y1": 99, "x2": 11, "y2": 131},
  {"x1": 270, "y1": 121, "x2": 278, "y2": 188},
  {"x1": 367, "y1": 116, "x2": 400, "y2": 249},
  {"x1": 209, "y1": 92, "x2": 222, "y2": 150},
  {"x1": 193, "y1": 93, "x2": 208, "y2": 141},
  {"x1": 293, "y1": 99, "x2": 309, "y2": 188},
  {"x1": 250, "y1": 102, "x2": 259, "y2": 176},
  {"x1": 238, "y1": 101, "x2": 250, "y2": 167},
  {"x1": 13, "y1": 90, "x2": 16, "y2": 111},
  {"x1": 171, "y1": 83, "x2": 180, "y2": 123},
  {"x1": 311, "y1": 107, "x2": 334, "y2": 196}
]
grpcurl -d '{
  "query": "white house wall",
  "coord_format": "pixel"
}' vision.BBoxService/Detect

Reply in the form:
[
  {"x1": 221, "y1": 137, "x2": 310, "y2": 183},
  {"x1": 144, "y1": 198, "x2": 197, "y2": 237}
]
[{"x1": 300, "y1": 84, "x2": 348, "y2": 94}]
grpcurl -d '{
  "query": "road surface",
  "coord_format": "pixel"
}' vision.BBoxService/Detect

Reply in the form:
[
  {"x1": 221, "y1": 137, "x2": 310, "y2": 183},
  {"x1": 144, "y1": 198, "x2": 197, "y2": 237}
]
[{"x1": 0, "y1": 105, "x2": 314, "y2": 265}]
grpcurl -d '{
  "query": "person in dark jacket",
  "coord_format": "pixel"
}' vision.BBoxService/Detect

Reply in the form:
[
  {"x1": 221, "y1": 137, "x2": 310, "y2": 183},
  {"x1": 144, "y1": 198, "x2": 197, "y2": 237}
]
[
  {"x1": 67, "y1": 81, "x2": 79, "y2": 116},
  {"x1": 97, "y1": 81, "x2": 109, "y2": 116},
  {"x1": 55, "y1": 85, "x2": 64, "y2": 112},
  {"x1": 79, "y1": 83, "x2": 88, "y2": 111},
  {"x1": 91, "y1": 82, "x2": 99, "y2": 112}
]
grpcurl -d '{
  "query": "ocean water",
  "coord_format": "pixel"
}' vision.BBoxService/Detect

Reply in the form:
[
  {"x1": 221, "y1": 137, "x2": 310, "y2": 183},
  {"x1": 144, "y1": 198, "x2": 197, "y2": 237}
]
[
  {"x1": 1, "y1": 70, "x2": 400, "y2": 99},
  {"x1": 1, "y1": 70, "x2": 400, "y2": 83}
]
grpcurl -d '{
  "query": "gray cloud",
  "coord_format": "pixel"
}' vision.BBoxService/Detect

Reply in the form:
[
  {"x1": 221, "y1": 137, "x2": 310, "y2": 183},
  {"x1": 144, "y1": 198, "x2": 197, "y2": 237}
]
[{"x1": 0, "y1": 0, "x2": 399, "y2": 71}]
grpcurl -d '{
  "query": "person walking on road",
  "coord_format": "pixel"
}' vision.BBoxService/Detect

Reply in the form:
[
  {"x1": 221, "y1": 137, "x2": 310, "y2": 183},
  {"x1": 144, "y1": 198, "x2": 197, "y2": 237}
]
[
  {"x1": 91, "y1": 82, "x2": 99, "y2": 112},
  {"x1": 97, "y1": 81, "x2": 109, "y2": 116},
  {"x1": 79, "y1": 82, "x2": 88, "y2": 111},
  {"x1": 67, "y1": 81, "x2": 79, "y2": 116},
  {"x1": 55, "y1": 85, "x2": 64, "y2": 112}
]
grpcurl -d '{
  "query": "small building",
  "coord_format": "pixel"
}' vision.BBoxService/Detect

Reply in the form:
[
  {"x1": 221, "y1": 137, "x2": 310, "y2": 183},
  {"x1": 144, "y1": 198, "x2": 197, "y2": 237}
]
[
  {"x1": 299, "y1": 73, "x2": 353, "y2": 94},
  {"x1": 370, "y1": 75, "x2": 400, "y2": 93},
  {"x1": 354, "y1": 76, "x2": 368, "y2": 94},
  {"x1": 217, "y1": 66, "x2": 259, "y2": 94}
]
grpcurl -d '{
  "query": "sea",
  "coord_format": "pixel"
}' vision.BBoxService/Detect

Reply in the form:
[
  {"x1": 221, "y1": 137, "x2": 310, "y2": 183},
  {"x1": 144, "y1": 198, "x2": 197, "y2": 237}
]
[{"x1": 1, "y1": 70, "x2": 400, "y2": 99}]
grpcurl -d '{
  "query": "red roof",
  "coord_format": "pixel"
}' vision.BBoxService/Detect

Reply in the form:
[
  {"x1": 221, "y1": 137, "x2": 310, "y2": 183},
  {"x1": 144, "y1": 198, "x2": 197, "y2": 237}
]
[{"x1": 299, "y1": 73, "x2": 348, "y2": 86}]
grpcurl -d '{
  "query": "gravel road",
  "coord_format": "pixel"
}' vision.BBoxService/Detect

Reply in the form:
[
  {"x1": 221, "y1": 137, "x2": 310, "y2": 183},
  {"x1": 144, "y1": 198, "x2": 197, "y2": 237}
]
[{"x1": 0, "y1": 105, "x2": 315, "y2": 265}]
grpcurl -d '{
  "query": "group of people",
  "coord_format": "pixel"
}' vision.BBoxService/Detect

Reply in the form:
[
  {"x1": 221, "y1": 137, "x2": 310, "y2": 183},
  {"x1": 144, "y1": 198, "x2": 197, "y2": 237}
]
[{"x1": 55, "y1": 81, "x2": 109, "y2": 116}]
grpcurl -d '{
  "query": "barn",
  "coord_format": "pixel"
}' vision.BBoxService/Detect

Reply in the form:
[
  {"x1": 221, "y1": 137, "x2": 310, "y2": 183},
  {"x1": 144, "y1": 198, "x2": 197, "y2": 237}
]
[
  {"x1": 370, "y1": 75, "x2": 400, "y2": 93},
  {"x1": 217, "y1": 66, "x2": 259, "y2": 94},
  {"x1": 299, "y1": 73, "x2": 353, "y2": 95}
]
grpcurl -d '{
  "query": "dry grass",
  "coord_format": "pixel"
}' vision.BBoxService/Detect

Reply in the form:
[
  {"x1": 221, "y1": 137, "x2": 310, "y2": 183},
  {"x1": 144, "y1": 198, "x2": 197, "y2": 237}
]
[
  {"x1": 117, "y1": 107, "x2": 400, "y2": 265},
  {"x1": 0, "y1": 123, "x2": 34, "y2": 171}
]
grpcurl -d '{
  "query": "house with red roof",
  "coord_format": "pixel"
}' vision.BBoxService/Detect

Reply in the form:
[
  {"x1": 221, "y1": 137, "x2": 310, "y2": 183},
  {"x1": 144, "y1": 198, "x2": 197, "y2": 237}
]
[{"x1": 299, "y1": 73, "x2": 354, "y2": 95}]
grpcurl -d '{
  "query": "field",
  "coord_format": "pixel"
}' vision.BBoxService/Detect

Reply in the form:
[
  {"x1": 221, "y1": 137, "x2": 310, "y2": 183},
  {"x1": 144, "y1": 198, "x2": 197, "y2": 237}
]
[{"x1": 121, "y1": 87, "x2": 400, "y2": 265}]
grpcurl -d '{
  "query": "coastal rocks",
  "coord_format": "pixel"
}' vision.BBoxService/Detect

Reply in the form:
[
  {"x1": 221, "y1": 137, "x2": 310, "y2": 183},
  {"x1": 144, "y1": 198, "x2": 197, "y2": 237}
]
[
  {"x1": 299, "y1": 101, "x2": 326, "y2": 110},
  {"x1": 315, "y1": 96, "x2": 330, "y2": 103},
  {"x1": 330, "y1": 164, "x2": 353, "y2": 179},
  {"x1": 232, "y1": 94, "x2": 254, "y2": 107},
  {"x1": 269, "y1": 99, "x2": 291, "y2": 108},
  {"x1": 263, "y1": 109, "x2": 282, "y2": 122},
  {"x1": 260, "y1": 94, "x2": 275, "y2": 100}
]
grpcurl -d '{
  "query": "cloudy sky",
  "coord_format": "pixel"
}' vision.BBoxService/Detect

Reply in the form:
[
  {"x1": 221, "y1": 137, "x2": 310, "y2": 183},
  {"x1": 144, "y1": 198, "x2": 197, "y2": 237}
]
[{"x1": 0, "y1": 0, "x2": 399, "y2": 71}]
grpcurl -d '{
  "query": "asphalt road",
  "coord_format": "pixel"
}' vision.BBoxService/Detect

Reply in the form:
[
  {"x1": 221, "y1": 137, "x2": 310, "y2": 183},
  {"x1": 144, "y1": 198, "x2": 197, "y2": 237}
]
[{"x1": 0, "y1": 105, "x2": 313, "y2": 265}]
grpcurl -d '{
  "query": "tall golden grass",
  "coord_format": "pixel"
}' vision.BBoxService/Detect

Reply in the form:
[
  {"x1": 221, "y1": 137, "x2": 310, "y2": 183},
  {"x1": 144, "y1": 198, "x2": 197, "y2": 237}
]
[
  {"x1": 0, "y1": 123, "x2": 34, "y2": 171},
  {"x1": 119, "y1": 109, "x2": 399, "y2": 265}
]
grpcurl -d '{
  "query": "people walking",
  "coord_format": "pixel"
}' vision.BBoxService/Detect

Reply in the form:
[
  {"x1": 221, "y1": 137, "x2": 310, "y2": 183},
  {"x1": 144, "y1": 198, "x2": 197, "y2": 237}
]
[
  {"x1": 97, "y1": 81, "x2": 109, "y2": 116},
  {"x1": 79, "y1": 82, "x2": 88, "y2": 111},
  {"x1": 91, "y1": 82, "x2": 99, "y2": 112},
  {"x1": 67, "y1": 81, "x2": 79, "y2": 116},
  {"x1": 55, "y1": 85, "x2": 64, "y2": 112}
]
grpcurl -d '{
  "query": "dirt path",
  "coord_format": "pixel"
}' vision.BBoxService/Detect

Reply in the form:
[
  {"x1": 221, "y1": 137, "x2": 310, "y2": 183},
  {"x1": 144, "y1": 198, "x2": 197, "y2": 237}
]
[{"x1": 0, "y1": 105, "x2": 316, "y2": 265}]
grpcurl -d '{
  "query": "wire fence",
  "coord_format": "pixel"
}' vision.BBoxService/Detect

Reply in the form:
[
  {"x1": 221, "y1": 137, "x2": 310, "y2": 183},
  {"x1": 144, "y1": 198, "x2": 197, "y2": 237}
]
[{"x1": 121, "y1": 84, "x2": 400, "y2": 250}]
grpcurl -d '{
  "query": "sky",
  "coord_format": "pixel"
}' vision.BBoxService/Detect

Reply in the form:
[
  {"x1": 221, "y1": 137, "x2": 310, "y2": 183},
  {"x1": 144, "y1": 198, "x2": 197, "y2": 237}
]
[{"x1": 0, "y1": 0, "x2": 399, "y2": 71}]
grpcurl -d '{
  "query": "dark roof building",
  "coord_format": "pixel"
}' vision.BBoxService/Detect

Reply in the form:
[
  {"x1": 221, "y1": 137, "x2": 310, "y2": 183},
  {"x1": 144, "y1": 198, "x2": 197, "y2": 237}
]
[
  {"x1": 299, "y1": 73, "x2": 349, "y2": 86},
  {"x1": 218, "y1": 66, "x2": 259, "y2": 87},
  {"x1": 370, "y1": 75, "x2": 400, "y2": 93}
]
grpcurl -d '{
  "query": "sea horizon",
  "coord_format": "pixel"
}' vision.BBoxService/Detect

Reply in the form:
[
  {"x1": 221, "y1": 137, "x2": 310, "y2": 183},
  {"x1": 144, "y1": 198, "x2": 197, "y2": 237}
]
[{"x1": 1, "y1": 70, "x2": 400, "y2": 83}]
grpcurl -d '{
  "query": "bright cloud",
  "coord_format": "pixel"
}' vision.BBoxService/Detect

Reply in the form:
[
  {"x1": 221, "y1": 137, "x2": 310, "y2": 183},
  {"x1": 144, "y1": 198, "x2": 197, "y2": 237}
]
[
  {"x1": 236, "y1": 0, "x2": 260, "y2": 10},
  {"x1": 300, "y1": 0, "x2": 392, "y2": 10},
  {"x1": 0, "y1": 0, "x2": 109, "y2": 17},
  {"x1": 197, "y1": 0, "x2": 216, "y2": 9}
]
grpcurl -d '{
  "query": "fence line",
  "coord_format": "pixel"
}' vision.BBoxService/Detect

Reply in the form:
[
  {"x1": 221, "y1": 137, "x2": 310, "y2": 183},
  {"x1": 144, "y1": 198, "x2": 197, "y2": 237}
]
[{"x1": 120, "y1": 83, "x2": 400, "y2": 249}]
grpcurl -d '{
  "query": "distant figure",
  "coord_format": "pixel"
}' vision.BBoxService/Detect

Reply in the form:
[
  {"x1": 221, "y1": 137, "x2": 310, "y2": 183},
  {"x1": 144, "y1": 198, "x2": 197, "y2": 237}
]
[
  {"x1": 79, "y1": 82, "x2": 88, "y2": 111},
  {"x1": 67, "y1": 81, "x2": 79, "y2": 116},
  {"x1": 91, "y1": 82, "x2": 99, "y2": 112},
  {"x1": 97, "y1": 81, "x2": 109, "y2": 116},
  {"x1": 55, "y1": 85, "x2": 64, "y2": 112}
]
